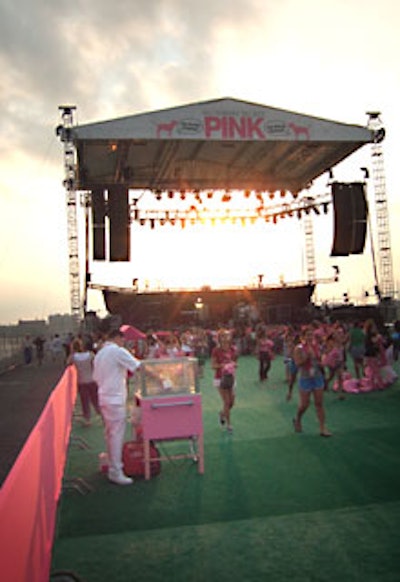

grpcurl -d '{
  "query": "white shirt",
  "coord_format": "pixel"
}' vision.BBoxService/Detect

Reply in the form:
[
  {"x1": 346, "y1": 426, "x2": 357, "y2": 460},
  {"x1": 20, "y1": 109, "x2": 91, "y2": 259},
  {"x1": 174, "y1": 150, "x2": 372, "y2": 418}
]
[
  {"x1": 93, "y1": 341, "x2": 141, "y2": 405},
  {"x1": 71, "y1": 351, "x2": 94, "y2": 384}
]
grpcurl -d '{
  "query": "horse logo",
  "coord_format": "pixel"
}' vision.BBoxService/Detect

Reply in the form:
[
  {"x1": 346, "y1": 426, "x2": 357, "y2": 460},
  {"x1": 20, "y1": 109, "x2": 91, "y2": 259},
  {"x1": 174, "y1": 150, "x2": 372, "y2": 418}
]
[
  {"x1": 288, "y1": 122, "x2": 310, "y2": 140},
  {"x1": 156, "y1": 120, "x2": 178, "y2": 138}
]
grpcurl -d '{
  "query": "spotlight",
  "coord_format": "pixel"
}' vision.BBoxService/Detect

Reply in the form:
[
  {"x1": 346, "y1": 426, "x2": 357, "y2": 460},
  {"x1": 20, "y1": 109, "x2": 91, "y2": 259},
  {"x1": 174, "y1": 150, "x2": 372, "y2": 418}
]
[
  {"x1": 322, "y1": 202, "x2": 329, "y2": 214},
  {"x1": 361, "y1": 167, "x2": 370, "y2": 179},
  {"x1": 272, "y1": 215, "x2": 277, "y2": 224},
  {"x1": 280, "y1": 189, "x2": 286, "y2": 198},
  {"x1": 168, "y1": 190, "x2": 174, "y2": 199},
  {"x1": 244, "y1": 190, "x2": 251, "y2": 198},
  {"x1": 207, "y1": 191, "x2": 213, "y2": 199},
  {"x1": 155, "y1": 190, "x2": 162, "y2": 201},
  {"x1": 180, "y1": 191, "x2": 186, "y2": 200},
  {"x1": 373, "y1": 128, "x2": 385, "y2": 143}
]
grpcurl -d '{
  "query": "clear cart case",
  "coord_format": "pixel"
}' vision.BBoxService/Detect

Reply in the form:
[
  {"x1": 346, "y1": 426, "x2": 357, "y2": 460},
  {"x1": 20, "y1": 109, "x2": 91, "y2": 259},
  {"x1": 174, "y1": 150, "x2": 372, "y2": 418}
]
[{"x1": 132, "y1": 357, "x2": 199, "y2": 397}]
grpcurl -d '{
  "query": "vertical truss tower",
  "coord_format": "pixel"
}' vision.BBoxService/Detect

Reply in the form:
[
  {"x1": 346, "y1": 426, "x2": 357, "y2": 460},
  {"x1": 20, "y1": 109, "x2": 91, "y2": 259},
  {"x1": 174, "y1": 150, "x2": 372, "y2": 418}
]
[
  {"x1": 367, "y1": 112, "x2": 395, "y2": 300},
  {"x1": 56, "y1": 106, "x2": 81, "y2": 326},
  {"x1": 303, "y1": 211, "x2": 316, "y2": 284}
]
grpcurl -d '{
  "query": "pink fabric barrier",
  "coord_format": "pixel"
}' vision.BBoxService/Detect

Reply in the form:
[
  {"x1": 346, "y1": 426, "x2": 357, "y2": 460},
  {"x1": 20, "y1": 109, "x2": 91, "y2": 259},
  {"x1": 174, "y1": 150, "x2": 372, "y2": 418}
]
[{"x1": 0, "y1": 366, "x2": 77, "y2": 582}]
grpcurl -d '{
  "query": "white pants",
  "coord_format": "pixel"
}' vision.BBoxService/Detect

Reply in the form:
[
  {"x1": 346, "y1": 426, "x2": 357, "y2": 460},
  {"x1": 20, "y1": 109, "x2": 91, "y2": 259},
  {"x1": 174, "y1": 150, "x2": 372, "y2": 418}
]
[{"x1": 100, "y1": 403, "x2": 127, "y2": 476}]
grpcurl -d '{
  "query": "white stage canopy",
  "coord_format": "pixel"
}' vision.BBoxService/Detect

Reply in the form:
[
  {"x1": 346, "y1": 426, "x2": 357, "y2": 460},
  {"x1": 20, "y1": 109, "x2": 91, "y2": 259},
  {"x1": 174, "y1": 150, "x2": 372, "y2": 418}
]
[{"x1": 72, "y1": 97, "x2": 375, "y2": 193}]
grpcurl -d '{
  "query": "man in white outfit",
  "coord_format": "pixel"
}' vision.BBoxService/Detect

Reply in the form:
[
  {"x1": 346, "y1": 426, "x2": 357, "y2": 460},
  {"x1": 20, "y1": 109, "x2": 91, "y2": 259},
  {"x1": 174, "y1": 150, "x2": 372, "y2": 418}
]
[{"x1": 93, "y1": 328, "x2": 141, "y2": 485}]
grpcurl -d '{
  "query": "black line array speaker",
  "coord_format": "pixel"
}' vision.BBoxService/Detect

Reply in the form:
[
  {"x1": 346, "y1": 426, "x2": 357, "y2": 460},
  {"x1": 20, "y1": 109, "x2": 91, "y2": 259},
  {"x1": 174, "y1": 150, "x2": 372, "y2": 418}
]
[
  {"x1": 91, "y1": 188, "x2": 106, "y2": 261},
  {"x1": 108, "y1": 186, "x2": 130, "y2": 261},
  {"x1": 331, "y1": 182, "x2": 368, "y2": 257}
]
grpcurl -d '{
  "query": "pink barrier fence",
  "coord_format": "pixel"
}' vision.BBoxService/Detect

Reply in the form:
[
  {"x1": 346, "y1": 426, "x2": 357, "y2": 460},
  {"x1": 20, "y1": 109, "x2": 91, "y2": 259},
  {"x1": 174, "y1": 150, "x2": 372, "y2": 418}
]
[{"x1": 0, "y1": 366, "x2": 77, "y2": 582}]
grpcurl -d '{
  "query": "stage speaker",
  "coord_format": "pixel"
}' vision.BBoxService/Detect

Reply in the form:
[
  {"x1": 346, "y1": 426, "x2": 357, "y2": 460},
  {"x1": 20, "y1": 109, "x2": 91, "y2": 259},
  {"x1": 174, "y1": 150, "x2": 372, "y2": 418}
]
[
  {"x1": 331, "y1": 182, "x2": 368, "y2": 256},
  {"x1": 91, "y1": 188, "x2": 106, "y2": 261},
  {"x1": 108, "y1": 186, "x2": 130, "y2": 261}
]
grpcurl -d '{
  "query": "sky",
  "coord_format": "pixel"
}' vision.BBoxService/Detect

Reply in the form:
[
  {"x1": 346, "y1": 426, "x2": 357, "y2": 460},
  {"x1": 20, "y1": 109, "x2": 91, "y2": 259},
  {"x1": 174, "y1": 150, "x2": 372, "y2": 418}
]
[{"x1": 1, "y1": 0, "x2": 399, "y2": 325}]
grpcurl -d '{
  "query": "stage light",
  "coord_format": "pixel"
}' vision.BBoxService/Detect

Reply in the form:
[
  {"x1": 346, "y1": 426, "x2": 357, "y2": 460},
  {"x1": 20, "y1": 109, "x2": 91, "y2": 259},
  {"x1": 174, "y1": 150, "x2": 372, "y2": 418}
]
[
  {"x1": 180, "y1": 191, "x2": 186, "y2": 200},
  {"x1": 207, "y1": 191, "x2": 213, "y2": 199},
  {"x1": 374, "y1": 128, "x2": 385, "y2": 143},
  {"x1": 168, "y1": 190, "x2": 174, "y2": 199},
  {"x1": 332, "y1": 265, "x2": 339, "y2": 282},
  {"x1": 268, "y1": 191, "x2": 275, "y2": 200},
  {"x1": 244, "y1": 190, "x2": 251, "y2": 198},
  {"x1": 221, "y1": 192, "x2": 231, "y2": 202},
  {"x1": 139, "y1": 218, "x2": 146, "y2": 226},
  {"x1": 155, "y1": 190, "x2": 162, "y2": 201},
  {"x1": 361, "y1": 167, "x2": 370, "y2": 179},
  {"x1": 180, "y1": 218, "x2": 186, "y2": 228},
  {"x1": 296, "y1": 209, "x2": 302, "y2": 219},
  {"x1": 280, "y1": 189, "x2": 286, "y2": 198},
  {"x1": 150, "y1": 218, "x2": 155, "y2": 229},
  {"x1": 312, "y1": 206, "x2": 320, "y2": 215},
  {"x1": 272, "y1": 215, "x2": 277, "y2": 224}
]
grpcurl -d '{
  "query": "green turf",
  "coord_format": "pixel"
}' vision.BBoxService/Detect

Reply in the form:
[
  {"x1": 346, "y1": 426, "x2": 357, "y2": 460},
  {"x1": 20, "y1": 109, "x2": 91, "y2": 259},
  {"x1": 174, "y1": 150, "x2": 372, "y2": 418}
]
[{"x1": 51, "y1": 355, "x2": 400, "y2": 581}]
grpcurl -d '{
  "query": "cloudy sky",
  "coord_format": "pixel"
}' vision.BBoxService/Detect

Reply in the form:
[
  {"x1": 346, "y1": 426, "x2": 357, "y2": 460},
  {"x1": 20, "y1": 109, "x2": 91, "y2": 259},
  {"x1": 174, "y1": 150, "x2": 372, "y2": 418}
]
[{"x1": 1, "y1": 0, "x2": 399, "y2": 325}]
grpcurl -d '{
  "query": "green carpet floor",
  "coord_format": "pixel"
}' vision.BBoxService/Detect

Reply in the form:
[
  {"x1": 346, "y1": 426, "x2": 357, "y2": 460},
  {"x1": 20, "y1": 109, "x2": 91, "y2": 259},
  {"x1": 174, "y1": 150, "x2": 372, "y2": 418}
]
[{"x1": 51, "y1": 355, "x2": 400, "y2": 581}]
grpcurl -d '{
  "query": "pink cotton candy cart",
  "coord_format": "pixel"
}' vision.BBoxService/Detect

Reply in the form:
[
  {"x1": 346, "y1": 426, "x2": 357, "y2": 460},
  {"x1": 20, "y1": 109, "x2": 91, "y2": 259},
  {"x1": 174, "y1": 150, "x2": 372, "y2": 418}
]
[{"x1": 133, "y1": 357, "x2": 204, "y2": 480}]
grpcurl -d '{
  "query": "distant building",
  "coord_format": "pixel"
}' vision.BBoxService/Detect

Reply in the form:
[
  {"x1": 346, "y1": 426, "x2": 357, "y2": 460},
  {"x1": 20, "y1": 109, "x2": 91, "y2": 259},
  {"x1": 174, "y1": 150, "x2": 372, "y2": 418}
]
[
  {"x1": 48, "y1": 314, "x2": 76, "y2": 336},
  {"x1": 17, "y1": 319, "x2": 47, "y2": 337}
]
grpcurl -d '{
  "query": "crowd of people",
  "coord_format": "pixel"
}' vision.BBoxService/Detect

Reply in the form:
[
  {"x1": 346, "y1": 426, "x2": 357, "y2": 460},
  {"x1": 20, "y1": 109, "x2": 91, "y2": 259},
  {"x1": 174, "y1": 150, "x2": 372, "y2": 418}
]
[{"x1": 23, "y1": 315, "x2": 398, "y2": 485}]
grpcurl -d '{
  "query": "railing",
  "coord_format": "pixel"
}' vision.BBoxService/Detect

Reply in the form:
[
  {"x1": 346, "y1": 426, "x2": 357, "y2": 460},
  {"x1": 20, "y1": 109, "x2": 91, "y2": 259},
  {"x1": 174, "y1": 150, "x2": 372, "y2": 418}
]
[{"x1": 0, "y1": 336, "x2": 25, "y2": 374}]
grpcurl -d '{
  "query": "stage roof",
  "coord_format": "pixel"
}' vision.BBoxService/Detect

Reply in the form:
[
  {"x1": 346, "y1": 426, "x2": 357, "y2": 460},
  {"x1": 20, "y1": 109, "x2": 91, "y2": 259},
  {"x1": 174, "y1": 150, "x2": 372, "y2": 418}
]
[{"x1": 72, "y1": 97, "x2": 374, "y2": 193}]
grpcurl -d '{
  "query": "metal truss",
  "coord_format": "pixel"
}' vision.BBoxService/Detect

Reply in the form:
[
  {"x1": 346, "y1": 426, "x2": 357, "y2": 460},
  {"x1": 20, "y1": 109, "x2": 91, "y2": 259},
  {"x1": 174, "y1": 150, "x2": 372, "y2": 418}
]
[
  {"x1": 56, "y1": 106, "x2": 81, "y2": 326},
  {"x1": 366, "y1": 112, "x2": 395, "y2": 299}
]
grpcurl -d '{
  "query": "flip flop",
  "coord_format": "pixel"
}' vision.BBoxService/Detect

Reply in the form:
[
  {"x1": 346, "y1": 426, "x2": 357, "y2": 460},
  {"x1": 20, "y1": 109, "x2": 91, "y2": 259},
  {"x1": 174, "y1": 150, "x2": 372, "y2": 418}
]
[{"x1": 320, "y1": 431, "x2": 333, "y2": 437}]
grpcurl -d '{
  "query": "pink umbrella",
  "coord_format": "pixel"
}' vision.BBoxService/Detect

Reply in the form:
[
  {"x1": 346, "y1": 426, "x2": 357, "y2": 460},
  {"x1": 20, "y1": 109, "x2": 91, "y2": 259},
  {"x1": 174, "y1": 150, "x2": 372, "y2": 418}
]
[{"x1": 120, "y1": 324, "x2": 146, "y2": 341}]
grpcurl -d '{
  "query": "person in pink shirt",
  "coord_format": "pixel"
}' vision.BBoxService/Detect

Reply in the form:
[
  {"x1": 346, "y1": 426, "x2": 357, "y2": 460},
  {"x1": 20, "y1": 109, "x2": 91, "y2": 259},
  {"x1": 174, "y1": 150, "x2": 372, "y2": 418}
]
[
  {"x1": 255, "y1": 325, "x2": 274, "y2": 382},
  {"x1": 322, "y1": 334, "x2": 345, "y2": 399},
  {"x1": 211, "y1": 329, "x2": 238, "y2": 433}
]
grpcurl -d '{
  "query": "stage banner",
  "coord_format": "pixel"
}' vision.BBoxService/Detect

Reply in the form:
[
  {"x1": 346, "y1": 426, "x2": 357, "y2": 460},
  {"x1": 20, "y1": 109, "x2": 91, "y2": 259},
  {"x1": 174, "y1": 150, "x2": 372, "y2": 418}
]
[{"x1": 0, "y1": 366, "x2": 77, "y2": 582}]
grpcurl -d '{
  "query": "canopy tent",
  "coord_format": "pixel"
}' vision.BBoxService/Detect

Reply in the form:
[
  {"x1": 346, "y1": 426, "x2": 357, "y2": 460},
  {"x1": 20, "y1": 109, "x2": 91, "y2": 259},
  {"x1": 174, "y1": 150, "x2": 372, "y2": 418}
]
[
  {"x1": 120, "y1": 324, "x2": 146, "y2": 341},
  {"x1": 72, "y1": 97, "x2": 375, "y2": 194}
]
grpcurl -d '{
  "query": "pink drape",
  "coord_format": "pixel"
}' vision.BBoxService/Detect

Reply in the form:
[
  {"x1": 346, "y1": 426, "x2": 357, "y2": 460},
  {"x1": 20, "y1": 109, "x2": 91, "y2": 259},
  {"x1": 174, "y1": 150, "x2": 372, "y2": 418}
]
[{"x1": 0, "y1": 366, "x2": 77, "y2": 582}]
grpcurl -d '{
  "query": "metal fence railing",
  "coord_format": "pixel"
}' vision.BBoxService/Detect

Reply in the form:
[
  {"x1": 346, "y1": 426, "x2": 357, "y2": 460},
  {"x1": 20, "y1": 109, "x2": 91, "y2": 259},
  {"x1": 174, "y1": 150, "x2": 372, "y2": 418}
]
[{"x1": 0, "y1": 336, "x2": 25, "y2": 374}]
